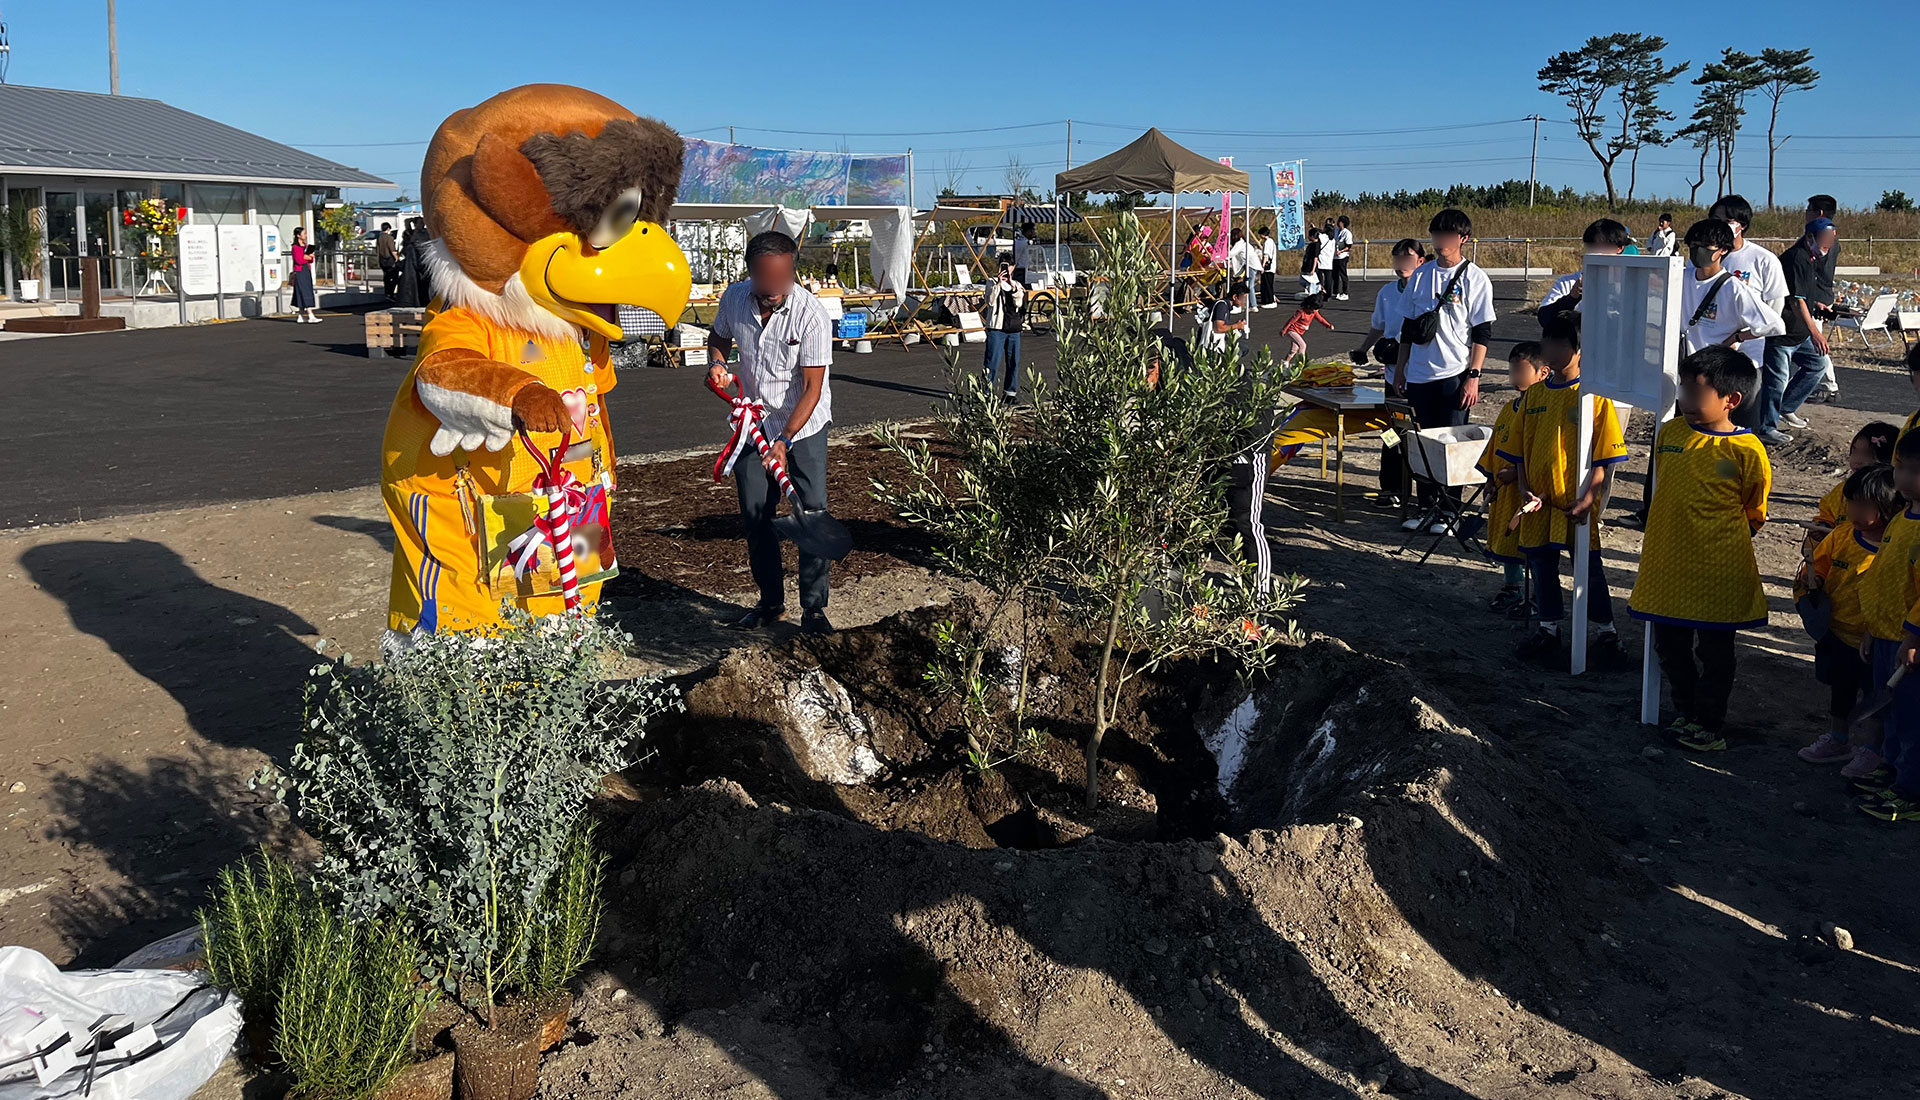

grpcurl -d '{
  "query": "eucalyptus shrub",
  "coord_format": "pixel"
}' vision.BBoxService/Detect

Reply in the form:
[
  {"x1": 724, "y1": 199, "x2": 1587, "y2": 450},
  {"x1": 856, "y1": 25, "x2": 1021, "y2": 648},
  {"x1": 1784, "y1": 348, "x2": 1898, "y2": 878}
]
[{"x1": 264, "y1": 612, "x2": 676, "y2": 1023}]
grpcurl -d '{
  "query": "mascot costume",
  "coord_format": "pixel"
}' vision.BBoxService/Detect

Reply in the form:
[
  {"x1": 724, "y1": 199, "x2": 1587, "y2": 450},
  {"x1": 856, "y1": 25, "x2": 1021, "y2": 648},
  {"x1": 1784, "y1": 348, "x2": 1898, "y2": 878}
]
[{"x1": 380, "y1": 85, "x2": 692, "y2": 645}]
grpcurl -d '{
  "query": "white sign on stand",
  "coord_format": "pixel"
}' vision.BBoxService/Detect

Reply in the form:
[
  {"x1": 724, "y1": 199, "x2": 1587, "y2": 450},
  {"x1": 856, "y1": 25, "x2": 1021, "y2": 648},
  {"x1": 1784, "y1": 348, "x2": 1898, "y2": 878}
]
[
  {"x1": 217, "y1": 225, "x2": 264, "y2": 293},
  {"x1": 178, "y1": 224, "x2": 218, "y2": 296},
  {"x1": 1571, "y1": 253, "x2": 1685, "y2": 709}
]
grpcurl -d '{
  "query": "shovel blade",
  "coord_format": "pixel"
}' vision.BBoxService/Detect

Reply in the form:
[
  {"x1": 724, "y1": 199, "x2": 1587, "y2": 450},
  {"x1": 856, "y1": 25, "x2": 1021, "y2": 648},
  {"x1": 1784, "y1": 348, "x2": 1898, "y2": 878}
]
[{"x1": 773, "y1": 508, "x2": 853, "y2": 561}]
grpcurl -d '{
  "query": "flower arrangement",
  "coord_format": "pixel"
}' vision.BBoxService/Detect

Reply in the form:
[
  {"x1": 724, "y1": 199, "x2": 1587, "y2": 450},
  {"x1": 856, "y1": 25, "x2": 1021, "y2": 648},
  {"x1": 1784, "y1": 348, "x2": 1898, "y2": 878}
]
[{"x1": 122, "y1": 198, "x2": 184, "y2": 274}]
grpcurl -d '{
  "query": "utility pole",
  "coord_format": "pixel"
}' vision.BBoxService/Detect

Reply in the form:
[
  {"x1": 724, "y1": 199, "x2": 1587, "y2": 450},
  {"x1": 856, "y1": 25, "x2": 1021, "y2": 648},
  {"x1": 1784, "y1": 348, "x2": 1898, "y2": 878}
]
[
  {"x1": 727, "y1": 125, "x2": 734, "y2": 145},
  {"x1": 1526, "y1": 114, "x2": 1543, "y2": 208},
  {"x1": 107, "y1": 0, "x2": 118, "y2": 94}
]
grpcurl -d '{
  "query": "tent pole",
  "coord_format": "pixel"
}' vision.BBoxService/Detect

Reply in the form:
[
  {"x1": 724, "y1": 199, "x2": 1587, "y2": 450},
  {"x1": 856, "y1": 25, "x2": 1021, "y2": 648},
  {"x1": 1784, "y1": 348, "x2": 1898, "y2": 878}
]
[{"x1": 1168, "y1": 193, "x2": 1178, "y2": 319}]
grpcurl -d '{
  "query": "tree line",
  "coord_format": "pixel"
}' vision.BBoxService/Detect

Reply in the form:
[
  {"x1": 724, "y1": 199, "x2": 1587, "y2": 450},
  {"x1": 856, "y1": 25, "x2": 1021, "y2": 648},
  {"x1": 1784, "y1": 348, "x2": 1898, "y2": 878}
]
[{"x1": 1537, "y1": 35, "x2": 1820, "y2": 209}]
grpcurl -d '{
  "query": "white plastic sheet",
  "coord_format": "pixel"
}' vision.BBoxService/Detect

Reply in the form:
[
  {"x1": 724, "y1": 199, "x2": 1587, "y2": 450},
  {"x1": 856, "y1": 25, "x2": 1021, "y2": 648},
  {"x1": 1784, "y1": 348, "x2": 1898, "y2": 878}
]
[
  {"x1": 865, "y1": 206, "x2": 915, "y2": 311},
  {"x1": 0, "y1": 946, "x2": 240, "y2": 1100},
  {"x1": 742, "y1": 206, "x2": 813, "y2": 246}
]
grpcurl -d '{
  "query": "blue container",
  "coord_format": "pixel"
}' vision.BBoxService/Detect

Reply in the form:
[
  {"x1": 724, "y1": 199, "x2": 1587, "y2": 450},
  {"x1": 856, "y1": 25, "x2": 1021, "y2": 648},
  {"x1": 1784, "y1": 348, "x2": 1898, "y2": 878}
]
[{"x1": 836, "y1": 311, "x2": 867, "y2": 339}]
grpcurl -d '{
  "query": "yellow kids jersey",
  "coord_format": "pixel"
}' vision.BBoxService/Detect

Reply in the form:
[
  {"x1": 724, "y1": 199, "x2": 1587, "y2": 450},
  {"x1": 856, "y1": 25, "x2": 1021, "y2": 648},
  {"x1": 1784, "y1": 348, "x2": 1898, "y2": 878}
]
[
  {"x1": 381, "y1": 305, "x2": 618, "y2": 635},
  {"x1": 1816, "y1": 478, "x2": 1846, "y2": 527},
  {"x1": 1477, "y1": 398, "x2": 1525, "y2": 562},
  {"x1": 1859, "y1": 507, "x2": 1920, "y2": 641},
  {"x1": 1628, "y1": 419, "x2": 1772, "y2": 629},
  {"x1": 1811, "y1": 522, "x2": 1879, "y2": 647},
  {"x1": 1512, "y1": 375, "x2": 1629, "y2": 552}
]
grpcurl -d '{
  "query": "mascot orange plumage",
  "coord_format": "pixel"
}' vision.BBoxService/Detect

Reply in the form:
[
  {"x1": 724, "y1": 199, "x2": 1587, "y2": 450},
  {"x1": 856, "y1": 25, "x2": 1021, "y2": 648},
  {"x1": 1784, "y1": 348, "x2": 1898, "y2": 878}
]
[{"x1": 380, "y1": 84, "x2": 691, "y2": 646}]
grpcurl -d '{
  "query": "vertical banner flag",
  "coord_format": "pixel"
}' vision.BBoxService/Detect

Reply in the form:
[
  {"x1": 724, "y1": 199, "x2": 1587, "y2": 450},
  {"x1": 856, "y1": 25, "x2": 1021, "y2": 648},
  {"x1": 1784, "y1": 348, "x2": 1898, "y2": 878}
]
[
  {"x1": 1212, "y1": 157, "x2": 1235, "y2": 265},
  {"x1": 1269, "y1": 161, "x2": 1306, "y2": 250}
]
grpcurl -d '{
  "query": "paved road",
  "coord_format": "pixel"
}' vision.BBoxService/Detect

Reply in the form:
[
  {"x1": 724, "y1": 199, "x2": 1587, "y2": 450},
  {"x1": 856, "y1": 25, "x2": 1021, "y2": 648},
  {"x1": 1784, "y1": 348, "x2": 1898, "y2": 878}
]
[{"x1": 4, "y1": 282, "x2": 1908, "y2": 527}]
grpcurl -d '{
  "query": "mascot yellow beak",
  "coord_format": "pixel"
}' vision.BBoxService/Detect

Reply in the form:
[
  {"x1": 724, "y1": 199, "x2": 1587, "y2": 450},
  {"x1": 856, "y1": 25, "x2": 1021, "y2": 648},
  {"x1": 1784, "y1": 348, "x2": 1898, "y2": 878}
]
[{"x1": 522, "y1": 222, "x2": 692, "y2": 343}]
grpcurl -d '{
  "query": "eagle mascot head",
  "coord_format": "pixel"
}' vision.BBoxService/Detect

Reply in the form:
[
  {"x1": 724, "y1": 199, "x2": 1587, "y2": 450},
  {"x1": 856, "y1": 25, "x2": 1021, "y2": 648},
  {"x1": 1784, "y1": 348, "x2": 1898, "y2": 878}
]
[{"x1": 419, "y1": 83, "x2": 691, "y2": 342}]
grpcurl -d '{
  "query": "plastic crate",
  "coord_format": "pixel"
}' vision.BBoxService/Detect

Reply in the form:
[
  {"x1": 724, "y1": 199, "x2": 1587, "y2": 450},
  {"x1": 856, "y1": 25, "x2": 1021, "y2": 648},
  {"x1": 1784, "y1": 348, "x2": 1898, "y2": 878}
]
[{"x1": 836, "y1": 311, "x2": 867, "y2": 340}]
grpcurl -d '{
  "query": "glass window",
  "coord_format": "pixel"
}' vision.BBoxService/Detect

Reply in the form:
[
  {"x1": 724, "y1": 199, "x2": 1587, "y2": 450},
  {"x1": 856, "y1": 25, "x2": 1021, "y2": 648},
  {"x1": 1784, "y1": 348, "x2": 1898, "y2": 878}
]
[
  {"x1": 254, "y1": 186, "x2": 306, "y2": 252},
  {"x1": 189, "y1": 183, "x2": 246, "y2": 225}
]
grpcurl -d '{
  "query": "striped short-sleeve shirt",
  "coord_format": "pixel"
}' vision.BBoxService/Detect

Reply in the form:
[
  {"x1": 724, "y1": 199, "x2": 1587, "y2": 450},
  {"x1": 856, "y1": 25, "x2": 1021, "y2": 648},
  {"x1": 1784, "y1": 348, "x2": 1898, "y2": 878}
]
[{"x1": 712, "y1": 281, "x2": 834, "y2": 442}]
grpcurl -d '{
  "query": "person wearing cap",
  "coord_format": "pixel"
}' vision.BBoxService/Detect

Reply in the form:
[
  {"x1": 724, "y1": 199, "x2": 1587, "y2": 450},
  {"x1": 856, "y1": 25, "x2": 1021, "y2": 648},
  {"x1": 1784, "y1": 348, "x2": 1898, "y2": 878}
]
[{"x1": 1763, "y1": 215, "x2": 1842, "y2": 441}]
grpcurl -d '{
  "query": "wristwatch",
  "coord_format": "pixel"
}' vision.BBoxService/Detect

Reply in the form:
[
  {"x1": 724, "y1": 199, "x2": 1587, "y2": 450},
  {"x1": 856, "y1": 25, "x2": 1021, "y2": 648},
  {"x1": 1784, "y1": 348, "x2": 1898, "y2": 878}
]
[
  {"x1": 1465, "y1": 369, "x2": 1482, "y2": 379},
  {"x1": 776, "y1": 432, "x2": 795, "y2": 448}
]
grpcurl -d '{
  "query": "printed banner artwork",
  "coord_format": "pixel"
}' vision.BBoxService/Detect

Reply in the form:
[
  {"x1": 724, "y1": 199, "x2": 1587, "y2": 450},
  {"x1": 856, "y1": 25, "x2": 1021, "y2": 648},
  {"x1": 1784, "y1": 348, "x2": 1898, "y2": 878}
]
[
  {"x1": 679, "y1": 139, "x2": 909, "y2": 208},
  {"x1": 1269, "y1": 161, "x2": 1306, "y2": 251}
]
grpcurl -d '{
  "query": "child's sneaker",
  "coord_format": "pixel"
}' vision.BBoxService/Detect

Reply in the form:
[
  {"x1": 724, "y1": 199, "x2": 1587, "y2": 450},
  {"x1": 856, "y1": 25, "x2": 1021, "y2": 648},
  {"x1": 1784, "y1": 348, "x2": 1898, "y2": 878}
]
[
  {"x1": 1505, "y1": 599, "x2": 1536, "y2": 622},
  {"x1": 1487, "y1": 586, "x2": 1523, "y2": 612},
  {"x1": 1676, "y1": 725, "x2": 1727, "y2": 752},
  {"x1": 1857, "y1": 792, "x2": 1920, "y2": 822},
  {"x1": 1847, "y1": 765, "x2": 1895, "y2": 797},
  {"x1": 1839, "y1": 746, "x2": 1886, "y2": 779},
  {"x1": 1798, "y1": 733, "x2": 1853, "y2": 764}
]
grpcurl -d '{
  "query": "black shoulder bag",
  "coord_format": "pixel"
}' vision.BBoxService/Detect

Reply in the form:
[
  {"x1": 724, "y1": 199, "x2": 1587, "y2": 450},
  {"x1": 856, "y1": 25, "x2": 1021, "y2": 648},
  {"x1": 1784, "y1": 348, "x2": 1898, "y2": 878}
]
[
  {"x1": 1687, "y1": 273, "x2": 1733, "y2": 330},
  {"x1": 1401, "y1": 261, "x2": 1473, "y2": 345}
]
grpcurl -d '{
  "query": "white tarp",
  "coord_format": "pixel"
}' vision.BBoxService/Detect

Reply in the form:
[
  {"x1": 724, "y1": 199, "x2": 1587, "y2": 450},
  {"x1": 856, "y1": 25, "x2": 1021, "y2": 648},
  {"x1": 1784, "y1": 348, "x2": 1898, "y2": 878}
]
[
  {"x1": 0, "y1": 946, "x2": 240, "y2": 1100},
  {"x1": 743, "y1": 206, "x2": 813, "y2": 244},
  {"x1": 863, "y1": 206, "x2": 915, "y2": 310}
]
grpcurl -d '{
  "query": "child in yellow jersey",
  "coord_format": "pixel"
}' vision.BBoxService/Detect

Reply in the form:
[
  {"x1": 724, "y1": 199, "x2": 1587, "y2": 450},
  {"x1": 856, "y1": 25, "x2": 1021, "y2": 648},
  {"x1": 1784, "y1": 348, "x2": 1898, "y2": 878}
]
[
  {"x1": 1797, "y1": 464, "x2": 1897, "y2": 765},
  {"x1": 1803, "y1": 423, "x2": 1898, "y2": 565},
  {"x1": 1512, "y1": 312, "x2": 1632, "y2": 668},
  {"x1": 1479, "y1": 342, "x2": 1551, "y2": 616},
  {"x1": 1852, "y1": 430, "x2": 1920, "y2": 822},
  {"x1": 1630, "y1": 348, "x2": 1771, "y2": 749}
]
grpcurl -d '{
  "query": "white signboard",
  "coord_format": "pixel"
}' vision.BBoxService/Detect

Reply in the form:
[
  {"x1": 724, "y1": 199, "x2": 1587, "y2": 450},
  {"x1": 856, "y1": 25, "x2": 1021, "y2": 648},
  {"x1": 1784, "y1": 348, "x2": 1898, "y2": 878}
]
[
  {"x1": 261, "y1": 226, "x2": 284, "y2": 291},
  {"x1": 217, "y1": 225, "x2": 263, "y2": 293},
  {"x1": 1578, "y1": 253, "x2": 1686, "y2": 416},
  {"x1": 178, "y1": 224, "x2": 218, "y2": 295}
]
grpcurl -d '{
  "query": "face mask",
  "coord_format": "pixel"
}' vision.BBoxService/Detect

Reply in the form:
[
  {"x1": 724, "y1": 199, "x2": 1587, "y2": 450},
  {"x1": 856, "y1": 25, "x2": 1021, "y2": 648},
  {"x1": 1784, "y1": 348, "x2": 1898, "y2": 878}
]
[{"x1": 1689, "y1": 246, "x2": 1718, "y2": 269}]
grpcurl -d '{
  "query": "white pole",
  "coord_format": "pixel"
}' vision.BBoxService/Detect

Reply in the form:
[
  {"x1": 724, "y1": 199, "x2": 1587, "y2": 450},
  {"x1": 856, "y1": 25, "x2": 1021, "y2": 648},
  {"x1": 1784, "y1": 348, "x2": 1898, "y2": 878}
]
[
  {"x1": 1168, "y1": 193, "x2": 1178, "y2": 318},
  {"x1": 1570, "y1": 390, "x2": 1597, "y2": 676}
]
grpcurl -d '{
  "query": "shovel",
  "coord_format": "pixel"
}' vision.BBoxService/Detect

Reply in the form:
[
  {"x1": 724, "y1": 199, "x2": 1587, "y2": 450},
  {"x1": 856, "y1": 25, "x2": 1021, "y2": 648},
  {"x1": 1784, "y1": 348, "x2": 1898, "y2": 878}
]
[
  {"x1": 707, "y1": 375, "x2": 853, "y2": 561},
  {"x1": 1850, "y1": 664, "x2": 1909, "y2": 730}
]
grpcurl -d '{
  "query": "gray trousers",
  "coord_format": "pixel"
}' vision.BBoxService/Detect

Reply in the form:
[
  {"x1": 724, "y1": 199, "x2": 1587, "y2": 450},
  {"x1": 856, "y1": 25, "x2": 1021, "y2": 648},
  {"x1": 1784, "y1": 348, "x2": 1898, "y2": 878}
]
[{"x1": 735, "y1": 426, "x2": 830, "y2": 611}]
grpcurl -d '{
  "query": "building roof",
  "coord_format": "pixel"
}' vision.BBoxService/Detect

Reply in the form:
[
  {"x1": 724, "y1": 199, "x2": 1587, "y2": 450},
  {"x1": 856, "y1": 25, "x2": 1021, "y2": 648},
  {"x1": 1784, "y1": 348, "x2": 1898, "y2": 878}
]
[{"x1": 0, "y1": 84, "x2": 394, "y2": 189}]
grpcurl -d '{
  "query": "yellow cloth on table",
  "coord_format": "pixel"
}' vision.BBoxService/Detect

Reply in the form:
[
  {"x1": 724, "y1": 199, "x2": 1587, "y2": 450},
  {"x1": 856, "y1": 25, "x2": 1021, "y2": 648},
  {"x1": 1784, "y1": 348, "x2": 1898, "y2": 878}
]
[
  {"x1": 1811, "y1": 521, "x2": 1880, "y2": 647},
  {"x1": 1858, "y1": 507, "x2": 1920, "y2": 641},
  {"x1": 382, "y1": 305, "x2": 619, "y2": 634},
  {"x1": 1270, "y1": 405, "x2": 1393, "y2": 472},
  {"x1": 1511, "y1": 375, "x2": 1628, "y2": 552},
  {"x1": 1476, "y1": 398, "x2": 1525, "y2": 563},
  {"x1": 1628, "y1": 420, "x2": 1772, "y2": 630}
]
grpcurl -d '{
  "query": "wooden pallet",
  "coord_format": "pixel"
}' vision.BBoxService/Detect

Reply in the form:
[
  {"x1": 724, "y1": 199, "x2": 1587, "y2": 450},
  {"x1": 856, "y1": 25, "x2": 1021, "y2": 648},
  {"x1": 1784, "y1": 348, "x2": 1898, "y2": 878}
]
[{"x1": 366, "y1": 309, "x2": 427, "y2": 358}]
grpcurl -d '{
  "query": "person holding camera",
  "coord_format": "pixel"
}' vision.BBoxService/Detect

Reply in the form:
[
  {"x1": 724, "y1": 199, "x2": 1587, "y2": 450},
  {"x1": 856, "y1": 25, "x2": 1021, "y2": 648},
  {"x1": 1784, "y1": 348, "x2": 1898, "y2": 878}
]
[{"x1": 983, "y1": 254, "x2": 1028, "y2": 401}]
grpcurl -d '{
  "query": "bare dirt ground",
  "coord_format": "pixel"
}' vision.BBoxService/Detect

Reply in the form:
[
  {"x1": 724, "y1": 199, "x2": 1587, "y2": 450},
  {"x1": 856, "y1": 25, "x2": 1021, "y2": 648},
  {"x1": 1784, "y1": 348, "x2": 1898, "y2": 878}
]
[
  {"x1": 0, "y1": 429, "x2": 949, "y2": 965},
  {"x1": 4, "y1": 341, "x2": 1918, "y2": 1099}
]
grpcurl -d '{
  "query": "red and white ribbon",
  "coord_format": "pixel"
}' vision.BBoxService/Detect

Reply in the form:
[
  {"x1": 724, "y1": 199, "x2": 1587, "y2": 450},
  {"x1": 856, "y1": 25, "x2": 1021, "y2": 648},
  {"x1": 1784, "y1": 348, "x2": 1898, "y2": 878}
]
[
  {"x1": 708, "y1": 380, "x2": 798, "y2": 498},
  {"x1": 513, "y1": 428, "x2": 584, "y2": 612}
]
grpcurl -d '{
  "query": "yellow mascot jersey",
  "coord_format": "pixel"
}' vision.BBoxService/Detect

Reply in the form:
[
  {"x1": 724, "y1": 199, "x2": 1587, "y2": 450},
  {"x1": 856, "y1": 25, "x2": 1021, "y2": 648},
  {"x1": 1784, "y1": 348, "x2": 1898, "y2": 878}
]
[
  {"x1": 1858, "y1": 506, "x2": 1920, "y2": 642},
  {"x1": 1512, "y1": 375, "x2": 1629, "y2": 552},
  {"x1": 1811, "y1": 521, "x2": 1878, "y2": 647},
  {"x1": 381, "y1": 305, "x2": 618, "y2": 634},
  {"x1": 1897, "y1": 408, "x2": 1920, "y2": 467},
  {"x1": 1628, "y1": 419, "x2": 1771, "y2": 629},
  {"x1": 1477, "y1": 397, "x2": 1524, "y2": 563}
]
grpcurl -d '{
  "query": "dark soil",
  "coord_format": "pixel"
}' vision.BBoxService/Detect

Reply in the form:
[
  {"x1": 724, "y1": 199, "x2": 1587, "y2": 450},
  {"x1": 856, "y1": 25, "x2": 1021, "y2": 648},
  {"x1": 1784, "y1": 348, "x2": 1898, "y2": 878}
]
[
  {"x1": 541, "y1": 611, "x2": 1703, "y2": 1100},
  {"x1": 609, "y1": 429, "x2": 949, "y2": 593}
]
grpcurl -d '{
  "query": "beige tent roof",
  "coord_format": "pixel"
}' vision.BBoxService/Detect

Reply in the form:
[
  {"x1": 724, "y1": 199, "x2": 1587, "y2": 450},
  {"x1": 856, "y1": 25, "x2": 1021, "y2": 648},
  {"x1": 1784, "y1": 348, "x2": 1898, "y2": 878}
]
[{"x1": 1054, "y1": 128, "x2": 1249, "y2": 196}]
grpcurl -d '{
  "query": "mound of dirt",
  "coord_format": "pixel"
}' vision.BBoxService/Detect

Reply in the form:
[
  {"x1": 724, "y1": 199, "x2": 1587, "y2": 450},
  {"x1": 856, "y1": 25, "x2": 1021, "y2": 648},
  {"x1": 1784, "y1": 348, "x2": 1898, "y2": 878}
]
[{"x1": 544, "y1": 615, "x2": 1692, "y2": 1099}]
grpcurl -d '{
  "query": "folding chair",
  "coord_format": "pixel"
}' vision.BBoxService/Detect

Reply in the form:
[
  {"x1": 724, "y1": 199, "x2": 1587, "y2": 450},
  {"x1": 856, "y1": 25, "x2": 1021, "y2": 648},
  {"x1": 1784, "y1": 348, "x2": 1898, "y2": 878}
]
[
  {"x1": 1396, "y1": 424, "x2": 1492, "y2": 564},
  {"x1": 1831, "y1": 294, "x2": 1896, "y2": 349}
]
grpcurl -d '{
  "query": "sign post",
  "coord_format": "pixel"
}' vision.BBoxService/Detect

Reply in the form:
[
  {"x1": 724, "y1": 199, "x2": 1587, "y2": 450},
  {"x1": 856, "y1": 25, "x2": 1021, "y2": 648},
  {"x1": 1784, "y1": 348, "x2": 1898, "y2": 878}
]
[{"x1": 1568, "y1": 253, "x2": 1685, "y2": 700}]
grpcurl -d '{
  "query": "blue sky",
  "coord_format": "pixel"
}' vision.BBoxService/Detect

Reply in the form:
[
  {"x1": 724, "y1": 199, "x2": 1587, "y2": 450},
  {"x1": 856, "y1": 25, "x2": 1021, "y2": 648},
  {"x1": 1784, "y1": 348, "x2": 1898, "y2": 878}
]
[{"x1": 4, "y1": 0, "x2": 1916, "y2": 208}]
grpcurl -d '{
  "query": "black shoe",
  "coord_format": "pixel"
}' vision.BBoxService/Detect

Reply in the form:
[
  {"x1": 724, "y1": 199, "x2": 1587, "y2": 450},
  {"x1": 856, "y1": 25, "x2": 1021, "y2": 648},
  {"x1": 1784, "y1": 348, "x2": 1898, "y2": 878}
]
[
  {"x1": 1487, "y1": 586, "x2": 1524, "y2": 612},
  {"x1": 801, "y1": 609, "x2": 836, "y2": 636},
  {"x1": 731, "y1": 605, "x2": 786, "y2": 630},
  {"x1": 1589, "y1": 631, "x2": 1633, "y2": 671},
  {"x1": 1505, "y1": 599, "x2": 1536, "y2": 622},
  {"x1": 1517, "y1": 628, "x2": 1562, "y2": 665}
]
